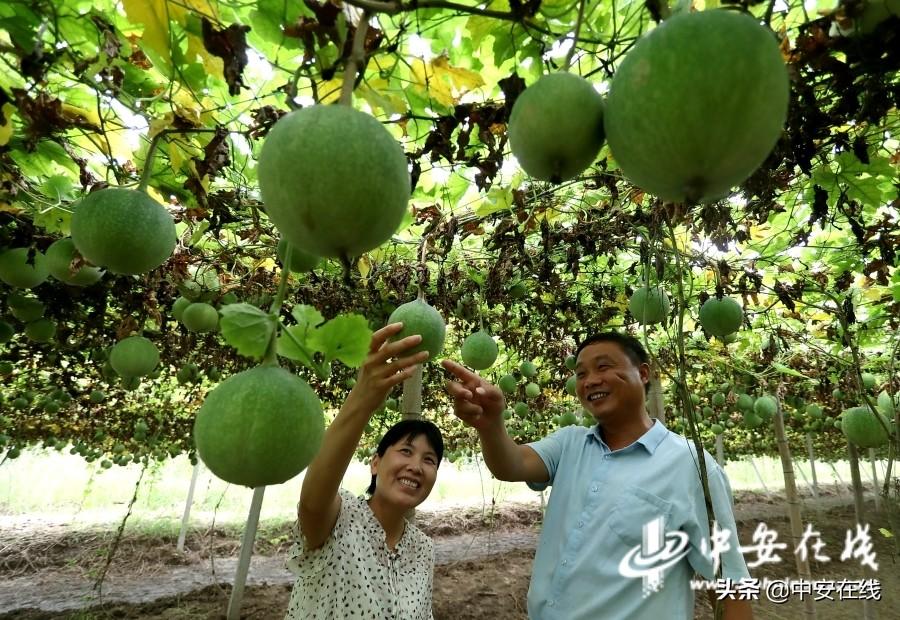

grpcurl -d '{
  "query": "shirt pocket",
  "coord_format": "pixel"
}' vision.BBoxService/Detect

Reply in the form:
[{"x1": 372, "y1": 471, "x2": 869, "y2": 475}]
[{"x1": 607, "y1": 486, "x2": 674, "y2": 547}]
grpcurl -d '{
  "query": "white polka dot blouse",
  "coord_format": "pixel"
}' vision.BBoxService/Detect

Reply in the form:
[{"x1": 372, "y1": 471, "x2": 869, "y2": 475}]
[{"x1": 285, "y1": 488, "x2": 435, "y2": 619}]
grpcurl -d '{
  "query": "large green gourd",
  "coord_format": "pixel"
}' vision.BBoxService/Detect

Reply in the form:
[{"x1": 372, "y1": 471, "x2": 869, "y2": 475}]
[
  {"x1": 71, "y1": 188, "x2": 176, "y2": 275},
  {"x1": 841, "y1": 406, "x2": 890, "y2": 448},
  {"x1": 508, "y1": 72, "x2": 605, "y2": 183},
  {"x1": 605, "y1": 10, "x2": 789, "y2": 203},
  {"x1": 194, "y1": 366, "x2": 325, "y2": 487},
  {"x1": 461, "y1": 330, "x2": 499, "y2": 370},
  {"x1": 0, "y1": 248, "x2": 49, "y2": 289},
  {"x1": 46, "y1": 238, "x2": 104, "y2": 286},
  {"x1": 257, "y1": 105, "x2": 410, "y2": 262},
  {"x1": 276, "y1": 238, "x2": 321, "y2": 273},
  {"x1": 699, "y1": 296, "x2": 743, "y2": 337},
  {"x1": 387, "y1": 298, "x2": 446, "y2": 360},
  {"x1": 109, "y1": 336, "x2": 160, "y2": 378},
  {"x1": 628, "y1": 286, "x2": 670, "y2": 325}
]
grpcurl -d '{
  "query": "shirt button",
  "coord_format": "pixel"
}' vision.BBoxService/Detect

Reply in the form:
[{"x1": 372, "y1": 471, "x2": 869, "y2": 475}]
[
  {"x1": 548, "y1": 600, "x2": 555, "y2": 607},
  {"x1": 591, "y1": 486, "x2": 598, "y2": 492},
  {"x1": 578, "y1": 521, "x2": 584, "y2": 528},
  {"x1": 562, "y1": 559, "x2": 568, "y2": 566}
]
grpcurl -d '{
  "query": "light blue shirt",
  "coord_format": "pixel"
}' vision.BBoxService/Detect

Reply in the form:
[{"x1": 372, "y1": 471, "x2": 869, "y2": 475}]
[{"x1": 525, "y1": 419, "x2": 749, "y2": 620}]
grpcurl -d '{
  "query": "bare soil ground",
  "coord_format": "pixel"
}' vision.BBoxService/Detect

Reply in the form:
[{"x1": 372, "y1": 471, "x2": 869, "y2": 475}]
[{"x1": 0, "y1": 488, "x2": 897, "y2": 619}]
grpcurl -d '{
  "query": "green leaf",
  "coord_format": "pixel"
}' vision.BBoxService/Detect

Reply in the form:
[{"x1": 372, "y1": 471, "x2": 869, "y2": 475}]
[
  {"x1": 475, "y1": 185, "x2": 513, "y2": 217},
  {"x1": 812, "y1": 152, "x2": 898, "y2": 208},
  {"x1": 276, "y1": 325, "x2": 317, "y2": 366},
  {"x1": 292, "y1": 305, "x2": 325, "y2": 334},
  {"x1": 32, "y1": 206, "x2": 72, "y2": 235},
  {"x1": 307, "y1": 314, "x2": 372, "y2": 367},
  {"x1": 219, "y1": 303, "x2": 276, "y2": 360},
  {"x1": 41, "y1": 175, "x2": 75, "y2": 203},
  {"x1": 188, "y1": 221, "x2": 210, "y2": 247},
  {"x1": 276, "y1": 305, "x2": 326, "y2": 365},
  {"x1": 771, "y1": 362, "x2": 810, "y2": 379},
  {"x1": 879, "y1": 527, "x2": 893, "y2": 539}
]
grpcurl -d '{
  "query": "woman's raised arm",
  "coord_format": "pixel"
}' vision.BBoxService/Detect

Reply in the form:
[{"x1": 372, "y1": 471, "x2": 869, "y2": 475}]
[{"x1": 298, "y1": 323, "x2": 428, "y2": 549}]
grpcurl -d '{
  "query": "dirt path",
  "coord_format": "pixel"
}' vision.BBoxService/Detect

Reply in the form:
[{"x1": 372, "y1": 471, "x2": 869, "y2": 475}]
[
  {"x1": 0, "y1": 528, "x2": 540, "y2": 614},
  {"x1": 0, "y1": 488, "x2": 887, "y2": 617}
]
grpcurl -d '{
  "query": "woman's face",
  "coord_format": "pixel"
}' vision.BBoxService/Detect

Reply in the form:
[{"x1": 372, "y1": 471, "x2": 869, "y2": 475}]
[{"x1": 370, "y1": 433, "x2": 439, "y2": 509}]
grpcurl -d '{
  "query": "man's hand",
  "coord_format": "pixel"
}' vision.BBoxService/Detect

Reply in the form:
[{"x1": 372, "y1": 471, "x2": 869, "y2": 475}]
[
  {"x1": 344, "y1": 322, "x2": 428, "y2": 415},
  {"x1": 441, "y1": 360, "x2": 506, "y2": 431}
]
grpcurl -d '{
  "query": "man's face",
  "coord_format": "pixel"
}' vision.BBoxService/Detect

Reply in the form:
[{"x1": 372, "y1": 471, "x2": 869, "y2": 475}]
[{"x1": 574, "y1": 341, "x2": 649, "y2": 422}]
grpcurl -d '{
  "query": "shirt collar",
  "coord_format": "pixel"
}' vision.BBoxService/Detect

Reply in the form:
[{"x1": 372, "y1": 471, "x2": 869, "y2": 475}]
[{"x1": 588, "y1": 418, "x2": 669, "y2": 455}]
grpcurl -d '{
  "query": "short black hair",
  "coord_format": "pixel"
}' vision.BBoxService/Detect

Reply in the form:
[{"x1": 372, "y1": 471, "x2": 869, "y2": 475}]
[
  {"x1": 575, "y1": 332, "x2": 650, "y2": 393},
  {"x1": 367, "y1": 419, "x2": 444, "y2": 495}
]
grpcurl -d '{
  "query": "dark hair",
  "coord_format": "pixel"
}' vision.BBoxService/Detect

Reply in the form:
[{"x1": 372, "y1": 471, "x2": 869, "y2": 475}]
[
  {"x1": 366, "y1": 419, "x2": 444, "y2": 495},
  {"x1": 575, "y1": 332, "x2": 651, "y2": 394}
]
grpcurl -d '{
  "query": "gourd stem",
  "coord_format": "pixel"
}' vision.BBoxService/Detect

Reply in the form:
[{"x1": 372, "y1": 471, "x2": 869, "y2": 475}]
[
  {"x1": 138, "y1": 133, "x2": 164, "y2": 193},
  {"x1": 563, "y1": 0, "x2": 588, "y2": 71},
  {"x1": 340, "y1": 11, "x2": 372, "y2": 106},
  {"x1": 417, "y1": 236, "x2": 428, "y2": 300},
  {"x1": 261, "y1": 247, "x2": 293, "y2": 367}
]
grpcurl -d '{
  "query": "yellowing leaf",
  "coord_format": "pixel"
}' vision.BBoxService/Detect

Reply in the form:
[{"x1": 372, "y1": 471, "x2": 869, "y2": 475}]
[
  {"x1": 186, "y1": 161, "x2": 210, "y2": 191},
  {"x1": 863, "y1": 287, "x2": 882, "y2": 301},
  {"x1": 122, "y1": 0, "x2": 183, "y2": 61},
  {"x1": 410, "y1": 55, "x2": 485, "y2": 108},
  {"x1": 60, "y1": 103, "x2": 100, "y2": 129},
  {"x1": 749, "y1": 223, "x2": 771, "y2": 240},
  {"x1": 250, "y1": 257, "x2": 276, "y2": 271},
  {"x1": 318, "y1": 77, "x2": 345, "y2": 104},
  {"x1": 808, "y1": 310, "x2": 831, "y2": 322},
  {"x1": 149, "y1": 113, "x2": 176, "y2": 139},
  {"x1": 146, "y1": 186, "x2": 167, "y2": 205},
  {"x1": 185, "y1": 0, "x2": 218, "y2": 18},
  {"x1": 169, "y1": 141, "x2": 186, "y2": 171},
  {"x1": 662, "y1": 227, "x2": 690, "y2": 252},
  {"x1": 172, "y1": 89, "x2": 205, "y2": 125},
  {"x1": 123, "y1": 0, "x2": 217, "y2": 63},
  {"x1": 0, "y1": 103, "x2": 15, "y2": 146},
  {"x1": 73, "y1": 132, "x2": 130, "y2": 161},
  {"x1": 0, "y1": 201, "x2": 23, "y2": 214},
  {"x1": 358, "y1": 78, "x2": 408, "y2": 116},
  {"x1": 358, "y1": 255, "x2": 372, "y2": 280},
  {"x1": 186, "y1": 33, "x2": 224, "y2": 80}
]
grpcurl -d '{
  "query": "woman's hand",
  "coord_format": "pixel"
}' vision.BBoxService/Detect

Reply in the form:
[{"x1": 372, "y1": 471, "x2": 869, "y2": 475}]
[{"x1": 344, "y1": 322, "x2": 429, "y2": 416}]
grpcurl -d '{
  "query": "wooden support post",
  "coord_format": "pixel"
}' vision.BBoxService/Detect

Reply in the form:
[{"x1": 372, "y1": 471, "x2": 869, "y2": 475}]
[
  {"x1": 748, "y1": 456, "x2": 772, "y2": 499},
  {"x1": 226, "y1": 486, "x2": 266, "y2": 620},
  {"x1": 868, "y1": 448, "x2": 880, "y2": 512},
  {"x1": 647, "y1": 362, "x2": 665, "y2": 423},
  {"x1": 846, "y1": 442, "x2": 874, "y2": 620},
  {"x1": 401, "y1": 363, "x2": 424, "y2": 523},
  {"x1": 794, "y1": 460, "x2": 811, "y2": 499},
  {"x1": 804, "y1": 433, "x2": 819, "y2": 500},
  {"x1": 401, "y1": 364, "x2": 423, "y2": 420},
  {"x1": 828, "y1": 461, "x2": 850, "y2": 494},
  {"x1": 773, "y1": 397, "x2": 816, "y2": 619},
  {"x1": 177, "y1": 461, "x2": 201, "y2": 552}
]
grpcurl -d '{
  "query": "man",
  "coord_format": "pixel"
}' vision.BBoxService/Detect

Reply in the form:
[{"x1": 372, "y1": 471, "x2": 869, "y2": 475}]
[{"x1": 442, "y1": 332, "x2": 753, "y2": 619}]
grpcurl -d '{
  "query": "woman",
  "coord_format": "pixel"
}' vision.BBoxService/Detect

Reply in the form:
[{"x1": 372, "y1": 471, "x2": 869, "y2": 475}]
[{"x1": 285, "y1": 322, "x2": 444, "y2": 620}]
